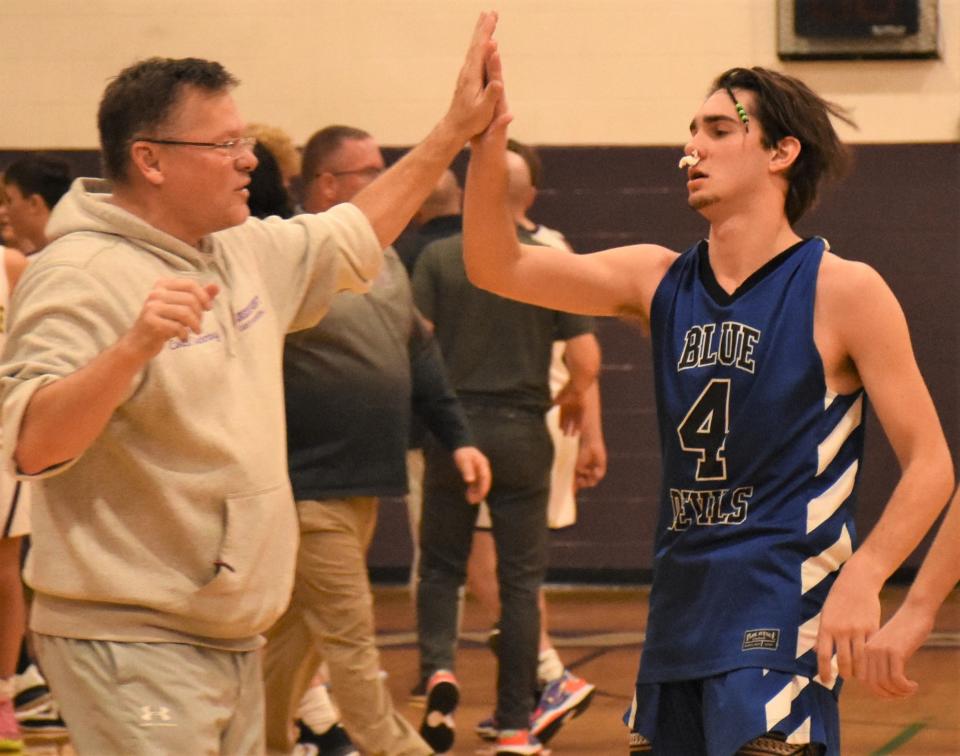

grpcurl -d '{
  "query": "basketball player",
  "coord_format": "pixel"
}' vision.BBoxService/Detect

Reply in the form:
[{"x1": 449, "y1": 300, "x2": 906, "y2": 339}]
[{"x1": 462, "y1": 58, "x2": 953, "y2": 755}]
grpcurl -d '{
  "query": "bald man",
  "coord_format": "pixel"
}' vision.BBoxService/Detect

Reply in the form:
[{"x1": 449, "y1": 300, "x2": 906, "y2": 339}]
[
  {"x1": 410, "y1": 148, "x2": 600, "y2": 755},
  {"x1": 394, "y1": 168, "x2": 463, "y2": 277}
]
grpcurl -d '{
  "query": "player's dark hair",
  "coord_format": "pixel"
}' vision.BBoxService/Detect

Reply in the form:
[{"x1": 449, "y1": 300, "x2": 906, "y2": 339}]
[
  {"x1": 98, "y1": 57, "x2": 238, "y2": 183},
  {"x1": 247, "y1": 143, "x2": 293, "y2": 219},
  {"x1": 2, "y1": 154, "x2": 73, "y2": 210},
  {"x1": 711, "y1": 67, "x2": 855, "y2": 224}
]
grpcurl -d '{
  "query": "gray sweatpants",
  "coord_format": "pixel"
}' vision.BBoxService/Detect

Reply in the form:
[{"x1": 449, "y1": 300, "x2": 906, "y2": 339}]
[{"x1": 35, "y1": 634, "x2": 264, "y2": 755}]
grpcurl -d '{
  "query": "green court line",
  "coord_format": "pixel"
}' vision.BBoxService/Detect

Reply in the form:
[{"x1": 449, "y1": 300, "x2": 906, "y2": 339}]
[{"x1": 870, "y1": 722, "x2": 927, "y2": 755}]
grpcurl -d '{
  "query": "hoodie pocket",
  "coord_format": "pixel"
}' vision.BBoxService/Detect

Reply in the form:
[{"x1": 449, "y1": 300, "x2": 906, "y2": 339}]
[{"x1": 173, "y1": 482, "x2": 299, "y2": 638}]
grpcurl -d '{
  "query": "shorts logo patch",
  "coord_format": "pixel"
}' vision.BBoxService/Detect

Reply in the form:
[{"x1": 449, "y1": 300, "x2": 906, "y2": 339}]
[{"x1": 742, "y1": 628, "x2": 780, "y2": 650}]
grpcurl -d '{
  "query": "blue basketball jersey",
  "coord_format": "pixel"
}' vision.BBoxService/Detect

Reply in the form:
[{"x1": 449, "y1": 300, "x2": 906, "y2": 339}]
[{"x1": 639, "y1": 236, "x2": 866, "y2": 685}]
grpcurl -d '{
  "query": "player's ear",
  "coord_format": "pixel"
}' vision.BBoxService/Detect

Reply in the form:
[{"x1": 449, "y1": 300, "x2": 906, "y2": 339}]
[
  {"x1": 25, "y1": 192, "x2": 47, "y2": 216},
  {"x1": 769, "y1": 136, "x2": 801, "y2": 176}
]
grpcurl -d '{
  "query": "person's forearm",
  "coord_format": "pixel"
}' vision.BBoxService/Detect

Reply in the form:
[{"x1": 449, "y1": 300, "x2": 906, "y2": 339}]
[
  {"x1": 563, "y1": 333, "x2": 600, "y2": 394},
  {"x1": 15, "y1": 337, "x2": 149, "y2": 474},
  {"x1": 579, "y1": 382, "x2": 603, "y2": 445},
  {"x1": 351, "y1": 119, "x2": 466, "y2": 249},
  {"x1": 846, "y1": 449, "x2": 954, "y2": 587},
  {"x1": 463, "y1": 139, "x2": 521, "y2": 294},
  {"x1": 901, "y1": 485, "x2": 960, "y2": 615}
]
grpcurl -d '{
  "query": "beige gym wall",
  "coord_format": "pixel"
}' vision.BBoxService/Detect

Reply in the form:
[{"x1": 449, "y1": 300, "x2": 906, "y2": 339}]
[{"x1": 1, "y1": 0, "x2": 958, "y2": 148}]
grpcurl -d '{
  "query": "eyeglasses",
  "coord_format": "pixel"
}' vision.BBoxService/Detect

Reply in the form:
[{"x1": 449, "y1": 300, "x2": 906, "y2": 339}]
[
  {"x1": 326, "y1": 166, "x2": 384, "y2": 180},
  {"x1": 134, "y1": 136, "x2": 257, "y2": 157}
]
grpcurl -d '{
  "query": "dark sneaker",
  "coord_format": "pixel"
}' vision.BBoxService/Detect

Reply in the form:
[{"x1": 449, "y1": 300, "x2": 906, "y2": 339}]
[
  {"x1": 487, "y1": 625, "x2": 501, "y2": 656},
  {"x1": 297, "y1": 721, "x2": 359, "y2": 756},
  {"x1": 496, "y1": 728, "x2": 543, "y2": 755},
  {"x1": 475, "y1": 714, "x2": 499, "y2": 741},
  {"x1": 408, "y1": 677, "x2": 427, "y2": 707},
  {"x1": 629, "y1": 732, "x2": 654, "y2": 753},
  {"x1": 419, "y1": 669, "x2": 458, "y2": 753},
  {"x1": 12, "y1": 665, "x2": 51, "y2": 719},
  {"x1": 529, "y1": 670, "x2": 595, "y2": 745},
  {"x1": 16, "y1": 699, "x2": 68, "y2": 739}
]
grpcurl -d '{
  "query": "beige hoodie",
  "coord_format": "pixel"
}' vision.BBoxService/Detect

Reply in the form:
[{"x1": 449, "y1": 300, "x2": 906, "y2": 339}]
[{"x1": 0, "y1": 178, "x2": 382, "y2": 649}]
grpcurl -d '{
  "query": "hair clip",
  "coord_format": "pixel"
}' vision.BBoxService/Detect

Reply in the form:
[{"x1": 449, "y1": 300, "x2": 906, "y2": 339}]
[{"x1": 725, "y1": 87, "x2": 750, "y2": 132}]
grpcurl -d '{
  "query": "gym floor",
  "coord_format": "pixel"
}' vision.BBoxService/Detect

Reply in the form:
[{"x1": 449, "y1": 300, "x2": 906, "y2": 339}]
[{"x1": 22, "y1": 584, "x2": 959, "y2": 755}]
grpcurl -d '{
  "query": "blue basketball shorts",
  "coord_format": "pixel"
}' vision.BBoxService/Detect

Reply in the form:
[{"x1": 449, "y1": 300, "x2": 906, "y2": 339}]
[{"x1": 623, "y1": 667, "x2": 840, "y2": 755}]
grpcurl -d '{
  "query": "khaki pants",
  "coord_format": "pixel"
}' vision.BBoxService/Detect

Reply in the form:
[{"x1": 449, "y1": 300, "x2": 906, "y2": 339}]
[
  {"x1": 262, "y1": 497, "x2": 430, "y2": 756},
  {"x1": 405, "y1": 449, "x2": 425, "y2": 598},
  {"x1": 35, "y1": 634, "x2": 263, "y2": 755}
]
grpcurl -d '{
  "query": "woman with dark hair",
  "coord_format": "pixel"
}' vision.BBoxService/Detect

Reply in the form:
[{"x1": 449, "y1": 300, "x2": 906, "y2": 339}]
[{"x1": 248, "y1": 142, "x2": 293, "y2": 219}]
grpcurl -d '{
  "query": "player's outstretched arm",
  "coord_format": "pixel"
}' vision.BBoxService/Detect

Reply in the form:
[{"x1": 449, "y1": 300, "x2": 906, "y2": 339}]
[
  {"x1": 350, "y1": 11, "x2": 503, "y2": 248},
  {"x1": 863, "y1": 484, "x2": 960, "y2": 698},
  {"x1": 463, "y1": 42, "x2": 675, "y2": 320},
  {"x1": 815, "y1": 260, "x2": 954, "y2": 686}
]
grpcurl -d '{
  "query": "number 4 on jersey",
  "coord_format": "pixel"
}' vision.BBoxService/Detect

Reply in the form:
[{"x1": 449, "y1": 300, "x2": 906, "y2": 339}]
[{"x1": 677, "y1": 379, "x2": 731, "y2": 481}]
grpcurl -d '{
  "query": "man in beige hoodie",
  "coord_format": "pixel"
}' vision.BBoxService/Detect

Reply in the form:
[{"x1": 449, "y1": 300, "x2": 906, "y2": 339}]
[{"x1": 0, "y1": 12, "x2": 504, "y2": 755}]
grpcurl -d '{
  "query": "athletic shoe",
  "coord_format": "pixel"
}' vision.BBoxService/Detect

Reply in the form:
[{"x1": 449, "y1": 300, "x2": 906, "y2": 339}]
[
  {"x1": 419, "y1": 669, "x2": 458, "y2": 753},
  {"x1": 408, "y1": 677, "x2": 427, "y2": 707},
  {"x1": 297, "y1": 721, "x2": 359, "y2": 756},
  {"x1": 12, "y1": 665, "x2": 51, "y2": 719},
  {"x1": 495, "y1": 728, "x2": 542, "y2": 755},
  {"x1": 529, "y1": 670, "x2": 595, "y2": 745},
  {"x1": 15, "y1": 699, "x2": 68, "y2": 739},
  {"x1": 0, "y1": 698, "x2": 23, "y2": 752},
  {"x1": 629, "y1": 732, "x2": 653, "y2": 753},
  {"x1": 474, "y1": 714, "x2": 499, "y2": 741},
  {"x1": 487, "y1": 625, "x2": 501, "y2": 656}
]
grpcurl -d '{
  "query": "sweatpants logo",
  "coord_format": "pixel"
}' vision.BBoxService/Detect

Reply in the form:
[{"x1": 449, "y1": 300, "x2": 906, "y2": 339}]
[{"x1": 139, "y1": 705, "x2": 176, "y2": 727}]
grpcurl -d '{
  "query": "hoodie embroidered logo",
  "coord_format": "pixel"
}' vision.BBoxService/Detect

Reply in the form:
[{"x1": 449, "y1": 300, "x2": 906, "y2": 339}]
[
  {"x1": 139, "y1": 705, "x2": 176, "y2": 727},
  {"x1": 168, "y1": 331, "x2": 222, "y2": 350},
  {"x1": 235, "y1": 294, "x2": 266, "y2": 332}
]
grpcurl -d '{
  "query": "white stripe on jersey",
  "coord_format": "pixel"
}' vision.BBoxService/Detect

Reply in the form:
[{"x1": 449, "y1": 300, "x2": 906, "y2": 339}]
[
  {"x1": 806, "y1": 461, "x2": 858, "y2": 534},
  {"x1": 801, "y1": 524, "x2": 852, "y2": 594},
  {"x1": 796, "y1": 614, "x2": 820, "y2": 659},
  {"x1": 817, "y1": 396, "x2": 863, "y2": 475}
]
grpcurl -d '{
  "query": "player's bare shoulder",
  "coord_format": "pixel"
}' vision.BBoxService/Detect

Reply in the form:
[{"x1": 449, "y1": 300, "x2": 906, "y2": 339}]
[
  {"x1": 815, "y1": 249, "x2": 907, "y2": 385},
  {"x1": 816, "y1": 250, "x2": 895, "y2": 323},
  {"x1": 3, "y1": 247, "x2": 29, "y2": 290}
]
